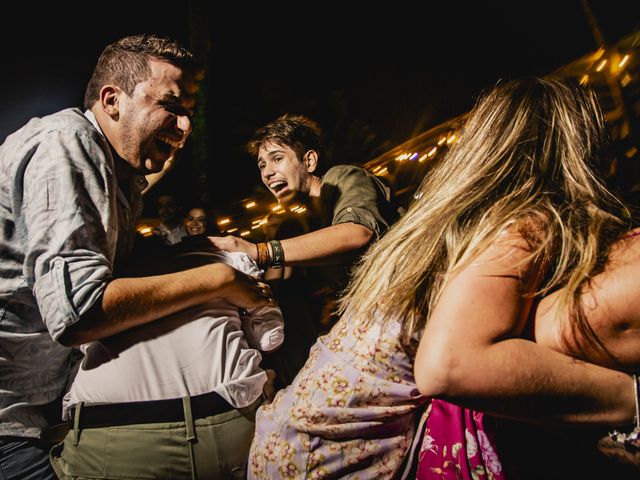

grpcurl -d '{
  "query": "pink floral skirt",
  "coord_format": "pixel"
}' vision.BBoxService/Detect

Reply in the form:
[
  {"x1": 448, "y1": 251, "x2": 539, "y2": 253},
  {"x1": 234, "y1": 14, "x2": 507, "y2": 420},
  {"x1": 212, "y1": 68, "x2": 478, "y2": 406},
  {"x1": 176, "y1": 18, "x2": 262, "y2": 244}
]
[{"x1": 416, "y1": 400, "x2": 506, "y2": 480}]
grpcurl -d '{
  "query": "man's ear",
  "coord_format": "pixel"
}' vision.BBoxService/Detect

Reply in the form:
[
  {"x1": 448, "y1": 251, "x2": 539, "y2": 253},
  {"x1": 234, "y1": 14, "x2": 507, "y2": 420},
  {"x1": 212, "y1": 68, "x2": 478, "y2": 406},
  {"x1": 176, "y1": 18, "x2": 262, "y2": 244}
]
[
  {"x1": 305, "y1": 150, "x2": 319, "y2": 173},
  {"x1": 99, "y1": 85, "x2": 121, "y2": 117}
]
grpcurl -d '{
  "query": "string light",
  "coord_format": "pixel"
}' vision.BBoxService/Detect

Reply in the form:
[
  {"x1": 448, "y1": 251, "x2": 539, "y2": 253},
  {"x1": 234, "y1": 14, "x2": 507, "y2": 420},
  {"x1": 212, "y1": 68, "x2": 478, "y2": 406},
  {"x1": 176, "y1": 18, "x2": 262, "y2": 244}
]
[{"x1": 208, "y1": 32, "x2": 638, "y2": 239}]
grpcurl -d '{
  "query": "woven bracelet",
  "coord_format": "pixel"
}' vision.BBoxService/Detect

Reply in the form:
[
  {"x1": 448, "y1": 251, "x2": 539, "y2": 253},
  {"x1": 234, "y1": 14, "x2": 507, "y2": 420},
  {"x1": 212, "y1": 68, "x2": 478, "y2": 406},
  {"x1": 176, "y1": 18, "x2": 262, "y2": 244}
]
[
  {"x1": 269, "y1": 239, "x2": 285, "y2": 269},
  {"x1": 256, "y1": 242, "x2": 270, "y2": 268}
]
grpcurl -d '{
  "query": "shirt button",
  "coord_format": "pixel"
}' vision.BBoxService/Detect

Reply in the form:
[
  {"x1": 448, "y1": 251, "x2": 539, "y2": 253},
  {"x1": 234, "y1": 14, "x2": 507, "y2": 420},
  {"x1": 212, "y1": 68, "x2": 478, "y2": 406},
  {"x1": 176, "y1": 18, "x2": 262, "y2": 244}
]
[{"x1": 346, "y1": 207, "x2": 353, "y2": 212}]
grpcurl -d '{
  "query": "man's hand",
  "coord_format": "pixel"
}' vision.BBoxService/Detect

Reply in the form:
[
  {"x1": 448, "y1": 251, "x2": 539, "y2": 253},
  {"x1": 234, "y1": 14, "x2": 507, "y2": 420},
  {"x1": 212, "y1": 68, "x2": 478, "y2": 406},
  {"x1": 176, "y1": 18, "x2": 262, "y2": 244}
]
[
  {"x1": 208, "y1": 235, "x2": 257, "y2": 260},
  {"x1": 216, "y1": 263, "x2": 274, "y2": 309}
]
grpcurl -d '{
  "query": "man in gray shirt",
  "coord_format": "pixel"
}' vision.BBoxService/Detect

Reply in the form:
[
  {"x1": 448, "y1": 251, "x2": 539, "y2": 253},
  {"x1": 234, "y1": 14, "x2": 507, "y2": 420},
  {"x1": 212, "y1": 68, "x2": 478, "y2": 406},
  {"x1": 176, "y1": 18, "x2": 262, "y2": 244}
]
[{"x1": 0, "y1": 34, "x2": 271, "y2": 479}]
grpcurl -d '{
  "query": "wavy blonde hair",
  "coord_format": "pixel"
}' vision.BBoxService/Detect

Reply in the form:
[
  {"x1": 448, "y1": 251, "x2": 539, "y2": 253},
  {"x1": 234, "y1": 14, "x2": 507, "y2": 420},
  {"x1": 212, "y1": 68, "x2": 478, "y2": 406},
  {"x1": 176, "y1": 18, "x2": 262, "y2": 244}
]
[{"x1": 340, "y1": 77, "x2": 631, "y2": 351}]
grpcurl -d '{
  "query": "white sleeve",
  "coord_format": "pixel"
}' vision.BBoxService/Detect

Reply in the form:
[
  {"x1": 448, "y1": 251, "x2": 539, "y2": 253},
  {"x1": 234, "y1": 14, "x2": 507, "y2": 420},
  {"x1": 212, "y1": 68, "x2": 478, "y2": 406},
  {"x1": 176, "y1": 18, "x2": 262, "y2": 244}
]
[
  {"x1": 241, "y1": 305, "x2": 285, "y2": 352},
  {"x1": 227, "y1": 251, "x2": 282, "y2": 350},
  {"x1": 226, "y1": 252, "x2": 264, "y2": 277}
]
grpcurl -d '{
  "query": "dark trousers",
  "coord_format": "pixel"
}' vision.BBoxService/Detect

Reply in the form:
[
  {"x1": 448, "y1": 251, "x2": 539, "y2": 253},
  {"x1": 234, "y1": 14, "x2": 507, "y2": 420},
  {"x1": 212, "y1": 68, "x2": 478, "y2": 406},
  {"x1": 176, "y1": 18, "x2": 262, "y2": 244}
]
[{"x1": 0, "y1": 437, "x2": 57, "y2": 480}]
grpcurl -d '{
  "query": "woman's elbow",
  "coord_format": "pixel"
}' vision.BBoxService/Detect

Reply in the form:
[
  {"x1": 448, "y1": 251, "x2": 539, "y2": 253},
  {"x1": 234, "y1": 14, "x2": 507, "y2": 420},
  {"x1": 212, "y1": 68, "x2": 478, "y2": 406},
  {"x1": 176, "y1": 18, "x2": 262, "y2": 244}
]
[{"x1": 414, "y1": 350, "x2": 461, "y2": 398}]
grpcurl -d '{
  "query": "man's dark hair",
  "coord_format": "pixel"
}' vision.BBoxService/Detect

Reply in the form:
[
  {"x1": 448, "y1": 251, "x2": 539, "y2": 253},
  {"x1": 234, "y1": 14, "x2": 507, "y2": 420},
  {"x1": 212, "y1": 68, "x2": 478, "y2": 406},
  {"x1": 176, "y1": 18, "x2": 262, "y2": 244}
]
[
  {"x1": 247, "y1": 114, "x2": 327, "y2": 175},
  {"x1": 83, "y1": 34, "x2": 197, "y2": 109}
]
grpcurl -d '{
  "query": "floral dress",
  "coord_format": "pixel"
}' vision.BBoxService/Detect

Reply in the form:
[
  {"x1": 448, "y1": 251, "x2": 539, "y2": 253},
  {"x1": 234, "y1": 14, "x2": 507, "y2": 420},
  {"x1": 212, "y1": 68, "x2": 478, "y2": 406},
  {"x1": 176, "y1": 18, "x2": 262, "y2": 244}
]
[{"x1": 248, "y1": 314, "x2": 426, "y2": 479}]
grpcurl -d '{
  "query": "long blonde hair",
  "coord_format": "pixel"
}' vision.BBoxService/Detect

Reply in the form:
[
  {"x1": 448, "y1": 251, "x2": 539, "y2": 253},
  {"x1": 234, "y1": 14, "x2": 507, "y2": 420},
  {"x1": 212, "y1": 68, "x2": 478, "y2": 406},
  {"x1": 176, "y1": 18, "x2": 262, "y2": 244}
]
[{"x1": 340, "y1": 77, "x2": 631, "y2": 350}]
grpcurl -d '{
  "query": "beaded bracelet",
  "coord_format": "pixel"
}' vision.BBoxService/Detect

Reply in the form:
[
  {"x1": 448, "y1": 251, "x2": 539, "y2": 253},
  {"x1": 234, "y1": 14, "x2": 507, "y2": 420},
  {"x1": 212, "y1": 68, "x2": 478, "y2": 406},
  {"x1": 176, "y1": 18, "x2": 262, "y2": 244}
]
[{"x1": 269, "y1": 239, "x2": 284, "y2": 269}]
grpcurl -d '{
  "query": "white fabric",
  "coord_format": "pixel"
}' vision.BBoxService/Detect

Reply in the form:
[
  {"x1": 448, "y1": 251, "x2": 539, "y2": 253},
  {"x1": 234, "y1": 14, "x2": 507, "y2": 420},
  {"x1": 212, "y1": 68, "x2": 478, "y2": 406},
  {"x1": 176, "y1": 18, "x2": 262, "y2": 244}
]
[{"x1": 63, "y1": 251, "x2": 284, "y2": 418}]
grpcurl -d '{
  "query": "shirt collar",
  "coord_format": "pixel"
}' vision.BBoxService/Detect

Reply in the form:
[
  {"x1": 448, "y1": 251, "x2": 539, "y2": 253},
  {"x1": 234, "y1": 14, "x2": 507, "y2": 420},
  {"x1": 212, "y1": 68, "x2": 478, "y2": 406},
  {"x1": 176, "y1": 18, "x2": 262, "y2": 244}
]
[{"x1": 83, "y1": 109, "x2": 104, "y2": 138}]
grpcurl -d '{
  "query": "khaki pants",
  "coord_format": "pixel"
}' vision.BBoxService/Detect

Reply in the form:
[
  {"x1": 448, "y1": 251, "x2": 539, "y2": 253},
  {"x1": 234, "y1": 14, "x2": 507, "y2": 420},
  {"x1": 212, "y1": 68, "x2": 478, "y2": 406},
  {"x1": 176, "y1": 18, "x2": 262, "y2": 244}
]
[{"x1": 50, "y1": 397, "x2": 261, "y2": 480}]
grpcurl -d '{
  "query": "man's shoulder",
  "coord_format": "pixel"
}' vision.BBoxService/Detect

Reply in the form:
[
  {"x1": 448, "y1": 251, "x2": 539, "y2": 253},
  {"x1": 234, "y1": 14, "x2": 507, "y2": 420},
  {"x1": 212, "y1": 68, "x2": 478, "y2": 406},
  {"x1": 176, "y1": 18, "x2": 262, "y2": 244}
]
[
  {"x1": 39, "y1": 108, "x2": 96, "y2": 134},
  {"x1": 28, "y1": 108, "x2": 92, "y2": 131},
  {"x1": 321, "y1": 163, "x2": 399, "y2": 229},
  {"x1": 322, "y1": 164, "x2": 372, "y2": 188},
  {"x1": 3, "y1": 108, "x2": 98, "y2": 148},
  {"x1": 323, "y1": 164, "x2": 390, "y2": 197},
  {"x1": 324, "y1": 164, "x2": 367, "y2": 177}
]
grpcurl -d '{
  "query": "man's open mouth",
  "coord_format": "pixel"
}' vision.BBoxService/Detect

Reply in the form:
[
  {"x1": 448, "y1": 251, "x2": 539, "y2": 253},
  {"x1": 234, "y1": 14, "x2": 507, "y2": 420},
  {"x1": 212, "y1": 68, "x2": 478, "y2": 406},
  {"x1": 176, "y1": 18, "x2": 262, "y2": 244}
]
[
  {"x1": 269, "y1": 181, "x2": 287, "y2": 193},
  {"x1": 156, "y1": 135, "x2": 182, "y2": 155}
]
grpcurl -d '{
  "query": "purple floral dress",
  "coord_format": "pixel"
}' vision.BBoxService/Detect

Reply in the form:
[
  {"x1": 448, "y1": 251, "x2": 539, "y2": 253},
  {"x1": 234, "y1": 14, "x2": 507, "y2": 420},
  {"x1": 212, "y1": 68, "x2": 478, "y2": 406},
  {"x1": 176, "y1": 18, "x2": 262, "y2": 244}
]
[
  {"x1": 416, "y1": 400, "x2": 506, "y2": 480},
  {"x1": 248, "y1": 314, "x2": 427, "y2": 479}
]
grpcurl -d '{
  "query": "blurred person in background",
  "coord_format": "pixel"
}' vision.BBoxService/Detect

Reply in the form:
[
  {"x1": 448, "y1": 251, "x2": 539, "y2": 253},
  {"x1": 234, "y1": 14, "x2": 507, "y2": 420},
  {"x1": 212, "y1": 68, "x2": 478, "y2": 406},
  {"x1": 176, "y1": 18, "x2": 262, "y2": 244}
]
[
  {"x1": 154, "y1": 192, "x2": 187, "y2": 244},
  {"x1": 184, "y1": 205, "x2": 209, "y2": 236}
]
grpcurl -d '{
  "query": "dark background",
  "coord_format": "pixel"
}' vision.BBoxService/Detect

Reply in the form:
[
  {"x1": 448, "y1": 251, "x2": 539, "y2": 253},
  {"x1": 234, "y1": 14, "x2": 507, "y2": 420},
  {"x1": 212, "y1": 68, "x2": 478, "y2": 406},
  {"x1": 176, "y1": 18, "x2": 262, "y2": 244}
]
[{"x1": 2, "y1": 1, "x2": 639, "y2": 215}]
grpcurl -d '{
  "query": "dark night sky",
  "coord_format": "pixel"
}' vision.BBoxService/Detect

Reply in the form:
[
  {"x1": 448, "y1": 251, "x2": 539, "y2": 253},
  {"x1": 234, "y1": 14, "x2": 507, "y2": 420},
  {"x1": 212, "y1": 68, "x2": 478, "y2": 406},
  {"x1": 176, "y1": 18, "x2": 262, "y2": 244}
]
[{"x1": 2, "y1": 1, "x2": 639, "y2": 214}]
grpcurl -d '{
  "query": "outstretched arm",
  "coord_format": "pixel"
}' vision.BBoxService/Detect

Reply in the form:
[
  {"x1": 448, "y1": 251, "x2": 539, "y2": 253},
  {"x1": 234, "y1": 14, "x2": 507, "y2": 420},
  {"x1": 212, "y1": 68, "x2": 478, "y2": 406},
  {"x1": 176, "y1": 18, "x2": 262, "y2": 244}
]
[
  {"x1": 208, "y1": 222, "x2": 373, "y2": 267},
  {"x1": 59, "y1": 263, "x2": 273, "y2": 346}
]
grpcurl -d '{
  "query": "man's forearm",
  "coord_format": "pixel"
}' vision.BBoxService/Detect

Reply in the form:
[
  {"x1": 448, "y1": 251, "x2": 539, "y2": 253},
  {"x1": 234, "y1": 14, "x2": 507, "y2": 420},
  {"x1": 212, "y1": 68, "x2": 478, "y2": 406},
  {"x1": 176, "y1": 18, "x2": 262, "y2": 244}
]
[
  {"x1": 279, "y1": 222, "x2": 373, "y2": 266},
  {"x1": 58, "y1": 263, "x2": 242, "y2": 346},
  {"x1": 208, "y1": 222, "x2": 374, "y2": 267}
]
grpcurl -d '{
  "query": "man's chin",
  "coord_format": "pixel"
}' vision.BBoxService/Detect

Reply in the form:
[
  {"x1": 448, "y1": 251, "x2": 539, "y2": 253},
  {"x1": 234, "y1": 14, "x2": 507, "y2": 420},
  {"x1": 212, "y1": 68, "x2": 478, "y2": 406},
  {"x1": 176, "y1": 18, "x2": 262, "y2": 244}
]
[
  {"x1": 276, "y1": 189, "x2": 305, "y2": 205},
  {"x1": 275, "y1": 191, "x2": 293, "y2": 204},
  {"x1": 143, "y1": 157, "x2": 167, "y2": 175}
]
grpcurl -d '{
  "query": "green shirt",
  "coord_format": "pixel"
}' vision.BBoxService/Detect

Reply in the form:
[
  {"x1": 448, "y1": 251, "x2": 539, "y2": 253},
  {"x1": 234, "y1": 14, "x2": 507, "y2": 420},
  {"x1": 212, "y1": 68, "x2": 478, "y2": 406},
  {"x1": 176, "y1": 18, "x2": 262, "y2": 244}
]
[
  {"x1": 320, "y1": 164, "x2": 396, "y2": 238},
  {"x1": 313, "y1": 164, "x2": 398, "y2": 316}
]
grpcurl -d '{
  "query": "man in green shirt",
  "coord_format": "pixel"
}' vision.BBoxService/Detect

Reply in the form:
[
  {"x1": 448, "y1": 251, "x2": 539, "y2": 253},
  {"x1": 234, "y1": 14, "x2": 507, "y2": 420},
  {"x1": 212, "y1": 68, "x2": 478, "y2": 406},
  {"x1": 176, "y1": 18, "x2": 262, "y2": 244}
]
[{"x1": 209, "y1": 114, "x2": 399, "y2": 387}]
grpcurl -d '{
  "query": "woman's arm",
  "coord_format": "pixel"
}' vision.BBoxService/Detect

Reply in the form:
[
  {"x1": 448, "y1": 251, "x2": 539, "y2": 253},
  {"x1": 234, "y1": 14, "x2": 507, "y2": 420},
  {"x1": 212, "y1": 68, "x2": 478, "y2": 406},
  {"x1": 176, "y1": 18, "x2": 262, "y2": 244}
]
[{"x1": 414, "y1": 230, "x2": 635, "y2": 427}]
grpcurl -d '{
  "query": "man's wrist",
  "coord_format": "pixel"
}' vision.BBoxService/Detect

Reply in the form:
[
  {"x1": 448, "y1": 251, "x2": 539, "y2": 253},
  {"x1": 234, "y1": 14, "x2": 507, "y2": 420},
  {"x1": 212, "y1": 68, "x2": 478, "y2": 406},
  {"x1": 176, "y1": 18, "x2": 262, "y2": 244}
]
[
  {"x1": 256, "y1": 242, "x2": 270, "y2": 267},
  {"x1": 268, "y1": 239, "x2": 284, "y2": 269}
]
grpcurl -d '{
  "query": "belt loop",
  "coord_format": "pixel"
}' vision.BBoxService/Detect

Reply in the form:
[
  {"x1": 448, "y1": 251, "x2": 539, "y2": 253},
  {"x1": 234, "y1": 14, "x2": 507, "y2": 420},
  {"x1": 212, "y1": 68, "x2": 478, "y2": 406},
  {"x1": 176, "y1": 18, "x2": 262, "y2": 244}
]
[
  {"x1": 73, "y1": 402, "x2": 83, "y2": 446},
  {"x1": 182, "y1": 396, "x2": 197, "y2": 480},
  {"x1": 182, "y1": 396, "x2": 196, "y2": 443}
]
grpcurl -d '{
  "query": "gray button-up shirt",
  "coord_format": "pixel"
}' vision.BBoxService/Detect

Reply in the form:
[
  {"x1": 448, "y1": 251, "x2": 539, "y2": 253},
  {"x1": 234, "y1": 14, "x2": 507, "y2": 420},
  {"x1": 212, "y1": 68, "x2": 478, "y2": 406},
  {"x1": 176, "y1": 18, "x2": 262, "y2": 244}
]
[{"x1": 0, "y1": 108, "x2": 144, "y2": 437}]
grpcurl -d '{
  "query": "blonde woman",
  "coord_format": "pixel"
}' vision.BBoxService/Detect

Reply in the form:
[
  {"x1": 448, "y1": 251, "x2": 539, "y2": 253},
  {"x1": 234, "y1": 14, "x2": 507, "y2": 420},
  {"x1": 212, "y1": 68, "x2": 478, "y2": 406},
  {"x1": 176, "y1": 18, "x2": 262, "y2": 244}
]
[
  {"x1": 412, "y1": 78, "x2": 640, "y2": 478},
  {"x1": 248, "y1": 78, "x2": 638, "y2": 479}
]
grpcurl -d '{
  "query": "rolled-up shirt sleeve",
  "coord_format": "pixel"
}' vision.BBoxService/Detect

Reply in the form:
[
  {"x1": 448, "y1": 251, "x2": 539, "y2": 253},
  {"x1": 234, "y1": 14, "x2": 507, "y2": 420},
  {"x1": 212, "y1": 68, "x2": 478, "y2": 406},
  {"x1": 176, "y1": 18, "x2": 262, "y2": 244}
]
[
  {"x1": 322, "y1": 165, "x2": 394, "y2": 238},
  {"x1": 22, "y1": 129, "x2": 117, "y2": 340}
]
